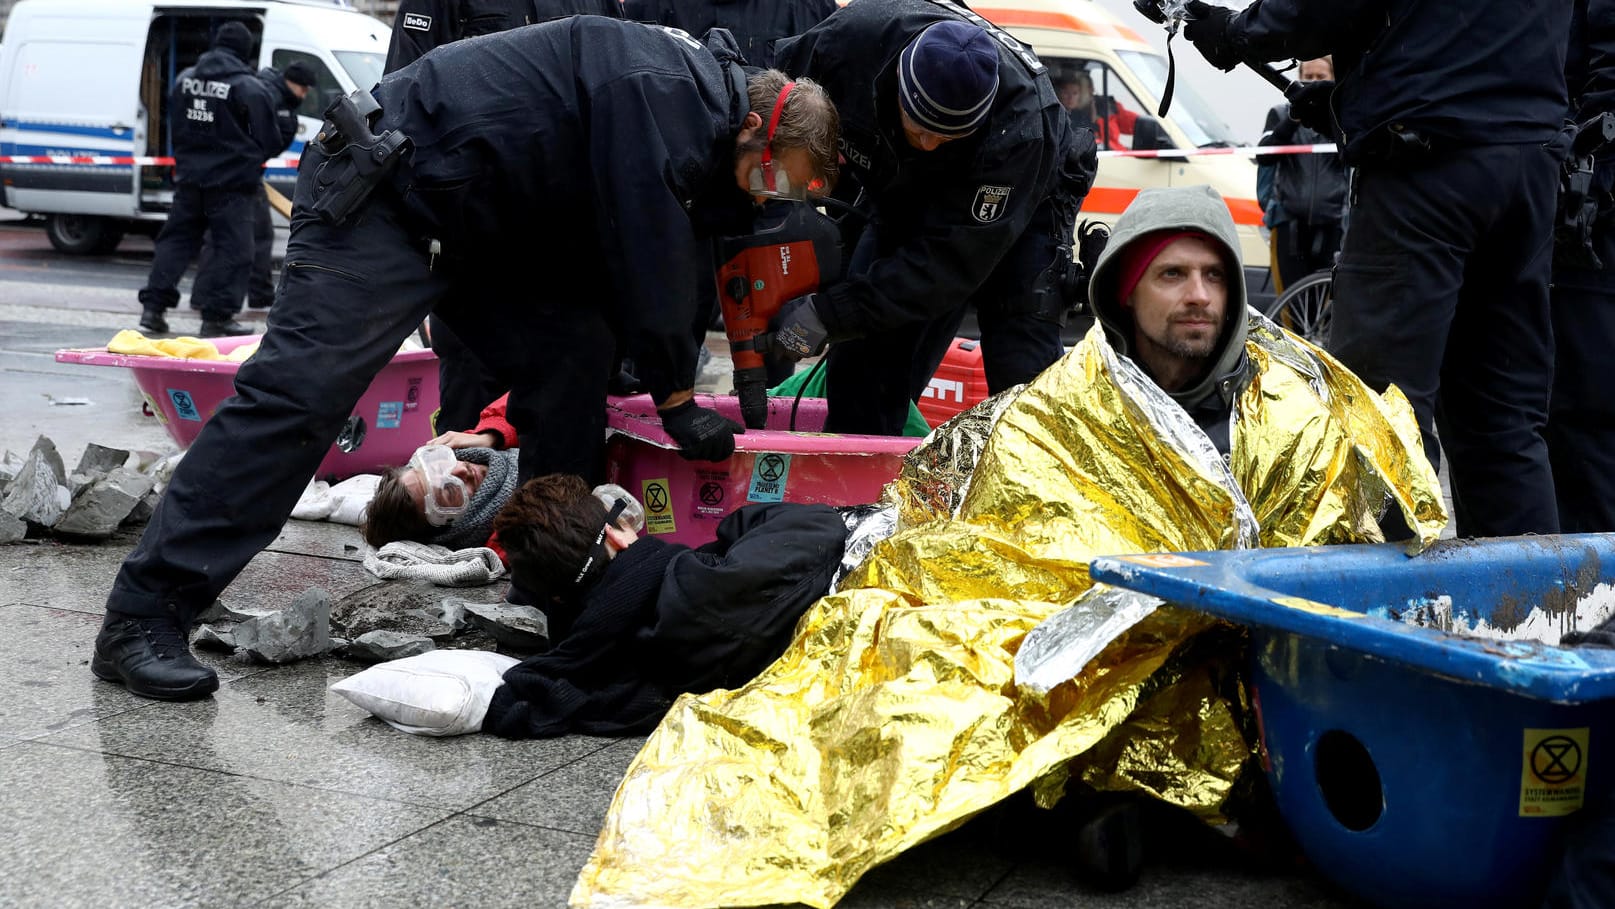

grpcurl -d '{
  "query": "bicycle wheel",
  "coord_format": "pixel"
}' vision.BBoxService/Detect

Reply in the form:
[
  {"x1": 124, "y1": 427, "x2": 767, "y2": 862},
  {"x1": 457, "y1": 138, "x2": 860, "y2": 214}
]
[{"x1": 1270, "y1": 270, "x2": 1333, "y2": 346}]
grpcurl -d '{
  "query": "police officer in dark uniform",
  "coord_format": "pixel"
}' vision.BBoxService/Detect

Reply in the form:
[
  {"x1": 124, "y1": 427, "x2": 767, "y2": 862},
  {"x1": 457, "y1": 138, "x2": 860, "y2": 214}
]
[
  {"x1": 1547, "y1": 0, "x2": 1615, "y2": 535},
  {"x1": 385, "y1": 0, "x2": 624, "y2": 433},
  {"x1": 90, "y1": 18, "x2": 842, "y2": 702},
  {"x1": 137, "y1": 21, "x2": 283, "y2": 338},
  {"x1": 621, "y1": 0, "x2": 836, "y2": 69},
  {"x1": 765, "y1": 0, "x2": 1097, "y2": 436},
  {"x1": 1184, "y1": 0, "x2": 1570, "y2": 538}
]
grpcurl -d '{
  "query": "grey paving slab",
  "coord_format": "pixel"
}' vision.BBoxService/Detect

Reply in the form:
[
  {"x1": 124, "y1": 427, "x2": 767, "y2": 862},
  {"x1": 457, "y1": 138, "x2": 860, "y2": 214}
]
[
  {"x1": 267, "y1": 518, "x2": 375, "y2": 563},
  {"x1": 0, "y1": 740, "x2": 449, "y2": 909},
  {"x1": 981, "y1": 856, "x2": 1364, "y2": 908},
  {"x1": 0, "y1": 603, "x2": 258, "y2": 745},
  {"x1": 225, "y1": 548, "x2": 384, "y2": 612},
  {"x1": 467, "y1": 737, "x2": 644, "y2": 836},
  {"x1": 42, "y1": 657, "x2": 617, "y2": 810},
  {"x1": 0, "y1": 538, "x2": 133, "y2": 614},
  {"x1": 265, "y1": 814, "x2": 597, "y2": 909}
]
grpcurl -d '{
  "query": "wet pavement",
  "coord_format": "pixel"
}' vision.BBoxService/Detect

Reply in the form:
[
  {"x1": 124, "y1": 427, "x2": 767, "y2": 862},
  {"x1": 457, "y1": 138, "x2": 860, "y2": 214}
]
[{"x1": 0, "y1": 217, "x2": 1367, "y2": 908}]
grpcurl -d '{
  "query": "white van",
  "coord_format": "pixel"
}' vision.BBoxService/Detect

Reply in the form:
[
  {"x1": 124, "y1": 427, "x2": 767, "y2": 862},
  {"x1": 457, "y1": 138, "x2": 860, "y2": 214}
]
[{"x1": 0, "y1": 0, "x2": 389, "y2": 253}]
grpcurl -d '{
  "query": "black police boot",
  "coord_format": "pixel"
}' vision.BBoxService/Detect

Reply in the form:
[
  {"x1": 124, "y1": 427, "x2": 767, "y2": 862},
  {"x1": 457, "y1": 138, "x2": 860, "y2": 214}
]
[
  {"x1": 1073, "y1": 798, "x2": 1146, "y2": 892},
  {"x1": 139, "y1": 306, "x2": 169, "y2": 334},
  {"x1": 92, "y1": 614, "x2": 219, "y2": 701},
  {"x1": 199, "y1": 318, "x2": 255, "y2": 338}
]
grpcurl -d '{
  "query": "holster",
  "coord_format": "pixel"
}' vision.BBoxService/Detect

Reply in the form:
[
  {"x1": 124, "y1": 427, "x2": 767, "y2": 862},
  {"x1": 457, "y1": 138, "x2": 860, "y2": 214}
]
[
  {"x1": 1353, "y1": 122, "x2": 1437, "y2": 169},
  {"x1": 1554, "y1": 114, "x2": 1615, "y2": 271},
  {"x1": 309, "y1": 89, "x2": 413, "y2": 226}
]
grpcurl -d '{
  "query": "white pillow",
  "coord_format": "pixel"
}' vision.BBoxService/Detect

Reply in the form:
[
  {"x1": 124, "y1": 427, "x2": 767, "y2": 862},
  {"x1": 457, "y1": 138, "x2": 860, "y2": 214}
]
[{"x1": 330, "y1": 649, "x2": 520, "y2": 737}]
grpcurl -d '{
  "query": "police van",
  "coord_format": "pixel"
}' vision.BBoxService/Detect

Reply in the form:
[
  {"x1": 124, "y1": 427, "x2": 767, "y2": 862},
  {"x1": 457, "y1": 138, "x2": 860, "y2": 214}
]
[
  {"x1": 977, "y1": 0, "x2": 1272, "y2": 310},
  {"x1": 0, "y1": 0, "x2": 389, "y2": 253}
]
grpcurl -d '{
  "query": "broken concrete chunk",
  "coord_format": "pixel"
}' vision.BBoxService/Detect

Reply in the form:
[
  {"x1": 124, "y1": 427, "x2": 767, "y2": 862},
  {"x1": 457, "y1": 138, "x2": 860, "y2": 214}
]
[
  {"x1": 462, "y1": 602, "x2": 549, "y2": 654},
  {"x1": 193, "y1": 598, "x2": 264, "y2": 625},
  {"x1": 233, "y1": 588, "x2": 332, "y2": 664},
  {"x1": 331, "y1": 581, "x2": 504, "y2": 640},
  {"x1": 0, "y1": 450, "x2": 24, "y2": 489},
  {"x1": 191, "y1": 624, "x2": 237, "y2": 653},
  {"x1": 27, "y1": 436, "x2": 64, "y2": 484},
  {"x1": 0, "y1": 510, "x2": 25, "y2": 544},
  {"x1": 346, "y1": 630, "x2": 436, "y2": 664},
  {"x1": 54, "y1": 467, "x2": 156, "y2": 538},
  {"x1": 121, "y1": 490, "x2": 161, "y2": 527},
  {"x1": 1, "y1": 448, "x2": 68, "y2": 527},
  {"x1": 72, "y1": 443, "x2": 131, "y2": 480}
]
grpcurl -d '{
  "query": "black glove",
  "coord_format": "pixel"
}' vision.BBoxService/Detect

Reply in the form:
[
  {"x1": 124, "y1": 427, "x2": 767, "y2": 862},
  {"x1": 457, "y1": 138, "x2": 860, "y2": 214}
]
[
  {"x1": 1183, "y1": 0, "x2": 1241, "y2": 73},
  {"x1": 758, "y1": 294, "x2": 830, "y2": 361},
  {"x1": 1285, "y1": 80, "x2": 1336, "y2": 136},
  {"x1": 658, "y1": 400, "x2": 744, "y2": 462}
]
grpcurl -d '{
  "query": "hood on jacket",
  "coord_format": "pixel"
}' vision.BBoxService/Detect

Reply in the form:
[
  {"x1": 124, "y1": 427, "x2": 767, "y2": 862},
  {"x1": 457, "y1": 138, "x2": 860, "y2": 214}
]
[
  {"x1": 192, "y1": 46, "x2": 255, "y2": 81},
  {"x1": 1087, "y1": 184, "x2": 1251, "y2": 410}
]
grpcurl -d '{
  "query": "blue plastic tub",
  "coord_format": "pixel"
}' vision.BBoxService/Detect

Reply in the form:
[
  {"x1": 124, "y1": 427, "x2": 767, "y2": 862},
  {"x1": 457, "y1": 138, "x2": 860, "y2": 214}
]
[{"x1": 1089, "y1": 534, "x2": 1615, "y2": 909}]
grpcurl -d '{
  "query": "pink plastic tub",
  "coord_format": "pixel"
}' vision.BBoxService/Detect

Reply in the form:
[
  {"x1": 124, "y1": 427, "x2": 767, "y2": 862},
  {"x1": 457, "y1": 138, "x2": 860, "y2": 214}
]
[
  {"x1": 55, "y1": 335, "x2": 441, "y2": 480},
  {"x1": 603, "y1": 393, "x2": 921, "y2": 547}
]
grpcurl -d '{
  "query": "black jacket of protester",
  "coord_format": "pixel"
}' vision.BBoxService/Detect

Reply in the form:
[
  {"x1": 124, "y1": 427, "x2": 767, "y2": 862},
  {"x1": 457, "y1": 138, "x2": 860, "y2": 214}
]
[
  {"x1": 773, "y1": 0, "x2": 1087, "y2": 338},
  {"x1": 373, "y1": 18, "x2": 756, "y2": 403},
  {"x1": 1258, "y1": 103, "x2": 1345, "y2": 225},
  {"x1": 621, "y1": 0, "x2": 836, "y2": 68},
  {"x1": 170, "y1": 48, "x2": 283, "y2": 190},
  {"x1": 482, "y1": 503, "x2": 848, "y2": 738},
  {"x1": 1229, "y1": 0, "x2": 1570, "y2": 165},
  {"x1": 384, "y1": 0, "x2": 621, "y2": 73}
]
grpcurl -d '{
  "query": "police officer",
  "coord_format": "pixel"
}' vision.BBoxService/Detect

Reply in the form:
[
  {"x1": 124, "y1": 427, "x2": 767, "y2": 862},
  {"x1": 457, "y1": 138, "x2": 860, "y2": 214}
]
[
  {"x1": 137, "y1": 21, "x2": 283, "y2": 338},
  {"x1": 1183, "y1": 0, "x2": 1569, "y2": 538},
  {"x1": 621, "y1": 0, "x2": 836, "y2": 69},
  {"x1": 91, "y1": 18, "x2": 841, "y2": 702},
  {"x1": 1546, "y1": 0, "x2": 1615, "y2": 535},
  {"x1": 385, "y1": 0, "x2": 623, "y2": 434},
  {"x1": 765, "y1": 0, "x2": 1097, "y2": 436},
  {"x1": 196, "y1": 60, "x2": 316, "y2": 312}
]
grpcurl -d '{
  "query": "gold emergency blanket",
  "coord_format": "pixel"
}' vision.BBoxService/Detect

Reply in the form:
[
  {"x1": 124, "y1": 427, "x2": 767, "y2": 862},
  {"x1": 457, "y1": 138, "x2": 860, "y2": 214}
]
[{"x1": 572, "y1": 315, "x2": 1447, "y2": 909}]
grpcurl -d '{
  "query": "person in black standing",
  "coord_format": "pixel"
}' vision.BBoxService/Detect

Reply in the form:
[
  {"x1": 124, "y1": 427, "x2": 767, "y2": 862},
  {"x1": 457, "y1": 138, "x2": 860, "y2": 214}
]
[
  {"x1": 196, "y1": 61, "x2": 316, "y2": 312},
  {"x1": 1185, "y1": 0, "x2": 1569, "y2": 538},
  {"x1": 137, "y1": 21, "x2": 283, "y2": 339},
  {"x1": 1545, "y1": 0, "x2": 1615, "y2": 535},
  {"x1": 90, "y1": 19, "x2": 840, "y2": 703},
  {"x1": 1255, "y1": 56, "x2": 1345, "y2": 292},
  {"x1": 764, "y1": 0, "x2": 1097, "y2": 437},
  {"x1": 385, "y1": 0, "x2": 624, "y2": 432}
]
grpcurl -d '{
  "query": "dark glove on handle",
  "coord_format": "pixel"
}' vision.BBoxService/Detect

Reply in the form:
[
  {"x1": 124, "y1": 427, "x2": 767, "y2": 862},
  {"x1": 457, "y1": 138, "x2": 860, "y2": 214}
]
[
  {"x1": 758, "y1": 294, "x2": 830, "y2": 361},
  {"x1": 1182, "y1": 0, "x2": 1241, "y2": 72},
  {"x1": 1285, "y1": 79, "x2": 1336, "y2": 136},
  {"x1": 659, "y1": 400, "x2": 744, "y2": 462}
]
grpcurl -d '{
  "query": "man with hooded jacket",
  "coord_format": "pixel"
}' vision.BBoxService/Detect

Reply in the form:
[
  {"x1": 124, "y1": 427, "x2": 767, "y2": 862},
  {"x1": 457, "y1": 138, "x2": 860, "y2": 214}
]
[
  {"x1": 137, "y1": 21, "x2": 283, "y2": 338},
  {"x1": 765, "y1": 0, "x2": 1098, "y2": 436},
  {"x1": 91, "y1": 18, "x2": 842, "y2": 703}
]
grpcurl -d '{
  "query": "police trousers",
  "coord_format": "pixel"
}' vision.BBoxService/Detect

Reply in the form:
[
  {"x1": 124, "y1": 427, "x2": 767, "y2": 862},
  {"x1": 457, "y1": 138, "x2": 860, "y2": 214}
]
[
  {"x1": 107, "y1": 149, "x2": 615, "y2": 623},
  {"x1": 823, "y1": 190, "x2": 1074, "y2": 436},
  {"x1": 139, "y1": 182, "x2": 257, "y2": 320},
  {"x1": 1329, "y1": 142, "x2": 1560, "y2": 537},
  {"x1": 1547, "y1": 237, "x2": 1615, "y2": 533}
]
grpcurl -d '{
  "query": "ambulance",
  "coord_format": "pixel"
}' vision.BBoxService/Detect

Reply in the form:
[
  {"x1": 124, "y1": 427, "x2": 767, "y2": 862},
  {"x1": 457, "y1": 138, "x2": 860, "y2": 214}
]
[
  {"x1": 0, "y1": 0, "x2": 390, "y2": 254},
  {"x1": 978, "y1": 0, "x2": 1273, "y2": 310}
]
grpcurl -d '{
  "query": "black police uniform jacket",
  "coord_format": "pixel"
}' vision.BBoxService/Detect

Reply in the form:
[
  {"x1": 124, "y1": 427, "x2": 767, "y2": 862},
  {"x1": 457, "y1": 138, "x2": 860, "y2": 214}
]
[
  {"x1": 384, "y1": 0, "x2": 621, "y2": 72},
  {"x1": 1230, "y1": 0, "x2": 1570, "y2": 165},
  {"x1": 372, "y1": 18, "x2": 756, "y2": 404},
  {"x1": 170, "y1": 48, "x2": 284, "y2": 191},
  {"x1": 482, "y1": 503, "x2": 849, "y2": 738},
  {"x1": 774, "y1": 0, "x2": 1085, "y2": 338},
  {"x1": 256, "y1": 66, "x2": 302, "y2": 157},
  {"x1": 621, "y1": 0, "x2": 836, "y2": 68}
]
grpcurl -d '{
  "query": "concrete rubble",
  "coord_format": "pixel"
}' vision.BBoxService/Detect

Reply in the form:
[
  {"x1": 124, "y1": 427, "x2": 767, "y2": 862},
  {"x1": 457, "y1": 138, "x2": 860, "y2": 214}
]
[
  {"x1": 461, "y1": 601, "x2": 550, "y2": 654},
  {"x1": 0, "y1": 435, "x2": 174, "y2": 542},
  {"x1": 228, "y1": 588, "x2": 334, "y2": 664}
]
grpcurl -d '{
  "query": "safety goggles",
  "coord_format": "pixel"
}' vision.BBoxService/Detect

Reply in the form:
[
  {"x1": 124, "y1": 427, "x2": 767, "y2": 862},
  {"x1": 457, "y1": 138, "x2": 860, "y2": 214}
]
[
  {"x1": 750, "y1": 81, "x2": 827, "y2": 202},
  {"x1": 409, "y1": 444, "x2": 470, "y2": 527},
  {"x1": 591, "y1": 484, "x2": 645, "y2": 532},
  {"x1": 572, "y1": 498, "x2": 630, "y2": 588}
]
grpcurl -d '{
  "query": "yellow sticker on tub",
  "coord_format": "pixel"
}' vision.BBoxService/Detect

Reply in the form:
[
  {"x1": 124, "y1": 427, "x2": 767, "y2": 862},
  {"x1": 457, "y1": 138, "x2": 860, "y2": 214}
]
[
  {"x1": 1118, "y1": 553, "x2": 1208, "y2": 568},
  {"x1": 1521, "y1": 728, "x2": 1588, "y2": 817},
  {"x1": 642, "y1": 478, "x2": 675, "y2": 535},
  {"x1": 140, "y1": 391, "x2": 169, "y2": 426},
  {"x1": 1271, "y1": 595, "x2": 1362, "y2": 619}
]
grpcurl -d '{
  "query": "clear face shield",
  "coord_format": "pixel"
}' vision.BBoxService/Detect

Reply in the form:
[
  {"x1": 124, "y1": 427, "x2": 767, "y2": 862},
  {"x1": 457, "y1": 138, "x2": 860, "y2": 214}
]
[
  {"x1": 409, "y1": 444, "x2": 470, "y2": 527},
  {"x1": 590, "y1": 484, "x2": 645, "y2": 532},
  {"x1": 748, "y1": 81, "x2": 827, "y2": 203}
]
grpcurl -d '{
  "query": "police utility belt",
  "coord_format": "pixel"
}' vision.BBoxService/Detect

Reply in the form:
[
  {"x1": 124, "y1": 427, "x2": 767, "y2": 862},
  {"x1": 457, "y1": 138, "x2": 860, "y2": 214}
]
[{"x1": 309, "y1": 89, "x2": 412, "y2": 226}]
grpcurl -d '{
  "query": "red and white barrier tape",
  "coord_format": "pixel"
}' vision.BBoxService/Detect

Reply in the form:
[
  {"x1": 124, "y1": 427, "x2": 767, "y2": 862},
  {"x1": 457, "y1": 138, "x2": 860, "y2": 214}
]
[
  {"x1": 1098, "y1": 143, "x2": 1337, "y2": 159},
  {"x1": 0, "y1": 154, "x2": 301, "y2": 167},
  {"x1": 0, "y1": 145, "x2": 1336, "y2": 167}
]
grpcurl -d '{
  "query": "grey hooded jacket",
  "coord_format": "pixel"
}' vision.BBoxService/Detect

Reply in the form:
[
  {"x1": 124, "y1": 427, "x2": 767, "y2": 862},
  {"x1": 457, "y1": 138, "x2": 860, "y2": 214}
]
[{"x1": 1086, "y1": 185, "x2": 1252, "y2": 455}]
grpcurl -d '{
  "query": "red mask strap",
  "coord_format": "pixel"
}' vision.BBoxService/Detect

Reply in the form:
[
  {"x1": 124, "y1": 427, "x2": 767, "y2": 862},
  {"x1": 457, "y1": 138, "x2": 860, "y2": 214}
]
[{"x1": 761, "y1": 81, "x2": 796, "y2": 190}]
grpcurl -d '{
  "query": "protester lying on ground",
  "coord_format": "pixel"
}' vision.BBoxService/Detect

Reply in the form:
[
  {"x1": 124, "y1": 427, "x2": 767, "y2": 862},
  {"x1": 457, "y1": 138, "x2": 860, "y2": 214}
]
[
  {"x1": 479, "y1": 474, "x2": 849, "y2": 738},
  {"x1": 567, "y1": 185, "x2": 1447, "y2": 909},
  {"x1": 361, "y1": 444, "x2": 521, "y2": 557},
  {"x1": 92, "y1": 18, "x2": 841, "y2": 702}
]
